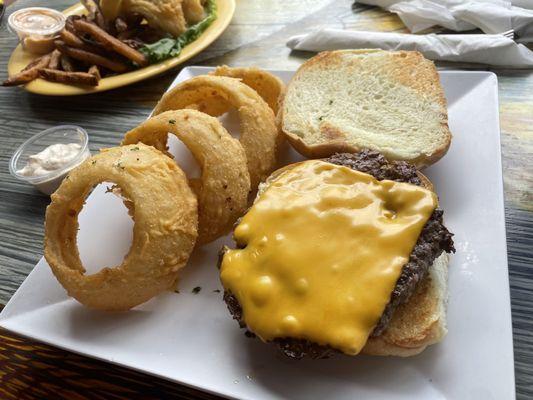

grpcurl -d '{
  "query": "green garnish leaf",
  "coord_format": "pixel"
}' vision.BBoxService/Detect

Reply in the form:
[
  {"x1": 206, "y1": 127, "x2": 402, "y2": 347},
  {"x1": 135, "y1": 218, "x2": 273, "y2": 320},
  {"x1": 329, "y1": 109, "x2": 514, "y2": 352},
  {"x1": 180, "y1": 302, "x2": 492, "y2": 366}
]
[{"x1": 168, "y1": 119, "x2": 176, "y2": 124}]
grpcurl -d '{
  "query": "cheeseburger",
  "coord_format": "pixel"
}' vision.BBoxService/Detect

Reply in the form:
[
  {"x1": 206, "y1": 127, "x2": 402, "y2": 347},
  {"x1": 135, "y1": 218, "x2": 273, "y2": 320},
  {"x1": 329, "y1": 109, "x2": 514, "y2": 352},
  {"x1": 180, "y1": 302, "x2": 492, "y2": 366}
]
[{"x1": 219, "y1": 150, "x2": 454, "y2": 358}]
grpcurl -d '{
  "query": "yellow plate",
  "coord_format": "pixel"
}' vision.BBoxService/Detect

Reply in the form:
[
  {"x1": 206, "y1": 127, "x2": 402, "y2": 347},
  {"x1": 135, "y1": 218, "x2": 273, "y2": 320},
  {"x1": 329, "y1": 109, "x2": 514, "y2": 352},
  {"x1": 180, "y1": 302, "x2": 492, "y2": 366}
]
[{"x1": 6, "y1": 0, "x2": 235, "y2": 96}]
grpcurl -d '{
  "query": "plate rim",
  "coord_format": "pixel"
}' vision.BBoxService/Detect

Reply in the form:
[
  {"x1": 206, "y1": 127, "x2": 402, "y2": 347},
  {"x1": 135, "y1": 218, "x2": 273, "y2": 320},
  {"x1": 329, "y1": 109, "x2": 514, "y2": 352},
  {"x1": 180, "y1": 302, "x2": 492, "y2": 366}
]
[{"x1": 6, "y1": 0, "x2": 235, "y2": 96}]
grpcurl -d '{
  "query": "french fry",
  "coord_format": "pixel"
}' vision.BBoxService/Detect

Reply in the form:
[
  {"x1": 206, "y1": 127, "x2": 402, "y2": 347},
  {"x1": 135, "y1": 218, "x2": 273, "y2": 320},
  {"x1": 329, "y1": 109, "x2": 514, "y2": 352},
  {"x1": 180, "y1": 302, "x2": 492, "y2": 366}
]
[
  {"x1": 60, "y1": 55, "x2": 76, "y2": 72},
  {"x1": 2, "y1": 54, "x2": 51, "y2": 86},
  {"x1": 81, "y1": 0, "x2": 107, "y2": 30},
  {"x1": 48, "y1": 49, "x2": 62, "y2": 70},
  {"x1": 65, "y1": 15, "x2": 80, "y2": 33},
  {"x1": 60, "y1": 29, "x2": 105, "y2": 55},
  {"x1": 39, "y1": 68, "x2": 99, "y2": 86},
  {"x1": 60, "y1": 28, "x2": 85, "y2": 48},
  {"x1": 20, "y1": 55, "x2": 48, "y2": 72},
  {"x1": 88, "y1": 65, "x2": 101, "y2": 82},
  {"x1": 73, "y1": 20, "x2": 148, "y2": 67},
  {"x1": 55, "y1": 40, "x2": 128, "y2": 73}
]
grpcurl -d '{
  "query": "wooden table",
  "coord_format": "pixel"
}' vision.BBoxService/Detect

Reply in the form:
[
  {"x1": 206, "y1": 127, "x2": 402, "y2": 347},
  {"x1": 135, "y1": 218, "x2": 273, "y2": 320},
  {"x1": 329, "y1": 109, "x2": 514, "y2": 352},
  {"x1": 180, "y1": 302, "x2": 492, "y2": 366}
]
[{"x1": 0, "y1": 1, "x2": 532, "y2": 399}]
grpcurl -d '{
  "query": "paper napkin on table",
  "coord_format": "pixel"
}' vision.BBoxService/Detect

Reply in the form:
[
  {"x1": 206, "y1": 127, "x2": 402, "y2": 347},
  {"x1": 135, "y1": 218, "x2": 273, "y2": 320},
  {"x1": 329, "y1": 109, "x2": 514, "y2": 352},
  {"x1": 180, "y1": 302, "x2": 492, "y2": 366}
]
[
  {"x1": 357, "y1": 0, "x2": 533, "y2": 41},
  {"x1": 287, "y1": 29, "x2": 533, "y2": 68}
]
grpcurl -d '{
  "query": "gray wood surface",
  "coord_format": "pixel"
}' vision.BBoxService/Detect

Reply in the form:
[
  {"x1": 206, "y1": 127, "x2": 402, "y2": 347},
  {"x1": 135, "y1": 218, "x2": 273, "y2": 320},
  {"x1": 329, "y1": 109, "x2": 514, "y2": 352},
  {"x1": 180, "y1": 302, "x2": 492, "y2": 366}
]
[{"x1": 0, "y1": 1, "x2": 532, "y2": 399}]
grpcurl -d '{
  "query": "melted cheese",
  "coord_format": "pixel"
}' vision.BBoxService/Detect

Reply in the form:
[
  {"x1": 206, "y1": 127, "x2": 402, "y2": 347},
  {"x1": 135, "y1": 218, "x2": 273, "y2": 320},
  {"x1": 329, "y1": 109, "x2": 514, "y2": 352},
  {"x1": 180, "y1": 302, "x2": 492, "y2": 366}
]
[{"x1": 220, "y1": 160, "x2": 437, "y2": 355}]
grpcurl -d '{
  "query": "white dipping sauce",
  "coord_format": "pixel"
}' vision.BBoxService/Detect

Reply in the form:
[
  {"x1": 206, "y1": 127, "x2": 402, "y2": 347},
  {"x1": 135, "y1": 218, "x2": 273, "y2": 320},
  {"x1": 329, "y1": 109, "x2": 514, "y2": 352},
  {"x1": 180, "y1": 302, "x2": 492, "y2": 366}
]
[
  {"x1": 17, "y1": 143, "x2": 83, "y2": 177},
  {"x1": 15, "y1": 142, "x2": 90, "y2": 195}
]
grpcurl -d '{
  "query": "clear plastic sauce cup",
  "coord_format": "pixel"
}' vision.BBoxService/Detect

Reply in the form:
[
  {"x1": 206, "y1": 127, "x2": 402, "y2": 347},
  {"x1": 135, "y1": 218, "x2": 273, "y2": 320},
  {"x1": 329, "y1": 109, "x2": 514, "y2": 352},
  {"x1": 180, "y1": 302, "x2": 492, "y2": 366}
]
[
  {"x1": 10, "y1": 126, "x2": 91, "y2": 195},
  {"x1": 8, "y1": 7, "x2": 65, "y2": 55}
]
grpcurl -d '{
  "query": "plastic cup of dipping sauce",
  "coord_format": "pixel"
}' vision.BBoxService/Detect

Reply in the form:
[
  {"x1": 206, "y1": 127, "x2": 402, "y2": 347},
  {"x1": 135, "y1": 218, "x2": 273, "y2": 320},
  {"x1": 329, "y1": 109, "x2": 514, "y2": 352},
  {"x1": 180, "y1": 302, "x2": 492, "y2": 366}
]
[
  {"x1": 8, "y1": 7, "x2": 65, "y2": 55},
  {"x1": 10, "y1": 126, "x2": 91, "y2": 195}
]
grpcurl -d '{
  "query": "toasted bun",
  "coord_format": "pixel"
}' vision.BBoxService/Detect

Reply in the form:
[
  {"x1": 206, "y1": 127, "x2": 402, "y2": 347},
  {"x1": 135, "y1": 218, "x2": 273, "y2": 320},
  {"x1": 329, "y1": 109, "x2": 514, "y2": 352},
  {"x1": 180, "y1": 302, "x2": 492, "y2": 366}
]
[
  {"x1": 281, "y1": 50, "x2": 452, "y2": 168},
  {"x1": 362, "y1": 253, "x2": 448, "y2": 356},
  {"x1": 257, "y1": 161, "x2": 448, "y2": 357}
]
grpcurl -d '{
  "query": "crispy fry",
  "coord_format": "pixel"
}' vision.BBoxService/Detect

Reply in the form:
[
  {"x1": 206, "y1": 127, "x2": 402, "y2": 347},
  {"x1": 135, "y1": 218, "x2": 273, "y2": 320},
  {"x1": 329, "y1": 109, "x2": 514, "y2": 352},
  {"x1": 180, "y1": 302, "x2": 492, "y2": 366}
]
[
  {"x1": 73, "y1": 19, "x2": 148, "y2": 67},
  {"x1": 88, "y1": 65, "x2": 101, "y2": 81},
  {"x1": 60, "y1": 29, "x2": 105, "y2": 54},
  {"x1": 60, "y1": 54, "x2": 76, "y2": 72},
  {"x1": 81, "y1": 0, "x2": 107, "y2": 30},
  {"x1": 2, "y1": 54, "x2": 51, "y2": 86},
  {"x1": 65, "y1": 15, "x2": 82, "y2": 33},
  {"x1": 48, "y1": 49, "x2": 62, "y2": 70},
  {"x1": 20, "y1": 55, "x2": 48, "y2": 72},
  {"x1": 60, "y1": 28, "x2": 85, "y2": 48},
  {"x1": 39, "y1": 68, "x2": 99, "y2": 86},
  {"x1": 55, "y1": 40, "x2": 128, "y2": 73}
]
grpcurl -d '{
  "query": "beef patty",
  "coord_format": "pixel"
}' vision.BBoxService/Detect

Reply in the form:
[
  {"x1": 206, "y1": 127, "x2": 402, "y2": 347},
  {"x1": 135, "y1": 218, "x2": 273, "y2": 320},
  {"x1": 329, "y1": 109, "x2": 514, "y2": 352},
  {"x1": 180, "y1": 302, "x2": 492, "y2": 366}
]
[{"x1": 221, "y1": 150, "x2": 455, "y2": 359}]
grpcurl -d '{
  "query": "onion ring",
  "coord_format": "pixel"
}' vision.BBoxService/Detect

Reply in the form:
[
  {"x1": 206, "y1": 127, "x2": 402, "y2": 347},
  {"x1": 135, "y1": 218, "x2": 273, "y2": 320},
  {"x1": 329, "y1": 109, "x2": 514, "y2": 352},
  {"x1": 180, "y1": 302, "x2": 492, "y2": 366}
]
[
  {"x1": 153, "y1": 75, "x2": 280, "y2": 189},
  {"x1": 210, "y1": 66, "x2": 286, "y2": 115},
  {"x1": 44, "y1": 144, "x2": 198, "y2": 311},
  {"x1": 122, "y1": 109, "x2": 250, "y2": 244}
]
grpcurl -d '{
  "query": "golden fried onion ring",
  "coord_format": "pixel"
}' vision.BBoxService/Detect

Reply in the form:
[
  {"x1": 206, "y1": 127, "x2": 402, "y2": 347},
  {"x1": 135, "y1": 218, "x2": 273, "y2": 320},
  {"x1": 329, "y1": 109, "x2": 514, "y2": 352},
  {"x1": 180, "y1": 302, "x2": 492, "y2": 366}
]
[
  {"x1": 44, "y1": 144, "x2": 198, "y2": 311},
  {"x1": 153, "y1": 75, "x2": 280, "y2": 189},
  {"x1": 183, "y1": 0, "x2": 206, "y2": 23},
  {"x1": 210, "y1": 65, "x2": 286, "y2": 115},
  {"x1": 122, "y1": 109, "x2": 250, "y2": 244}
]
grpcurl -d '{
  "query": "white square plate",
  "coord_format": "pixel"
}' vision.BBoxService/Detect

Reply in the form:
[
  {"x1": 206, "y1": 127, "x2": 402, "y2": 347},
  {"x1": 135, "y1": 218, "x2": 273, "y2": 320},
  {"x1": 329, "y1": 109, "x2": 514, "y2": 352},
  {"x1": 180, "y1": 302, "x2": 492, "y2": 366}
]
[{"x1": 0, "y1": 68, "x2": 515, "y2": 400}]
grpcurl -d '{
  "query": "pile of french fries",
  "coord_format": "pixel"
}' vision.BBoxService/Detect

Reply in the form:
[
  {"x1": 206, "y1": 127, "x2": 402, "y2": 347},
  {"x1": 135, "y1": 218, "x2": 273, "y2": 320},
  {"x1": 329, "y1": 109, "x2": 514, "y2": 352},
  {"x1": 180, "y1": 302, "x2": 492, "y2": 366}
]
[{"x1": 3, "y1": 0, "x2": 167, "y2": 87}]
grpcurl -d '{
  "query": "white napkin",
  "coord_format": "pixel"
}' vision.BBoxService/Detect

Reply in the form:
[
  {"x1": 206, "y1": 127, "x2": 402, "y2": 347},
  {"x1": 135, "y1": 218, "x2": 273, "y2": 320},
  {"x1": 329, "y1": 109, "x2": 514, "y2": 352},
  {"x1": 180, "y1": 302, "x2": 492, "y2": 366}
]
[
  {"x1": 287, "y1": 29, "x2": 533, "y2": 68},
  {"x1": 358, "y1": 0, "x2": 533, "y2": 40}
]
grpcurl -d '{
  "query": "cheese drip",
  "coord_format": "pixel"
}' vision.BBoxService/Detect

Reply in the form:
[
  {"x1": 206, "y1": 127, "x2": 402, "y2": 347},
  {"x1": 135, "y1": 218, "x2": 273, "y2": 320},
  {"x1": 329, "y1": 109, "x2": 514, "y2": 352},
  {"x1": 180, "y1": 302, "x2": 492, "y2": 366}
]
[{"x1": 220, "y1": 160, "x2": 437, "y2": 355}]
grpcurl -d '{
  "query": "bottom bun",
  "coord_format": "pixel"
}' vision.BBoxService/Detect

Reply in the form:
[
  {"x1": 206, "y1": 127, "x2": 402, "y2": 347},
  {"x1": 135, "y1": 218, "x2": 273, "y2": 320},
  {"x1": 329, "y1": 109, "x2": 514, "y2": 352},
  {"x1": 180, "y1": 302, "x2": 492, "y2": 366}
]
[
  {"x1": 362, "y1": 253, "x2": 449, "y2": 357},
  {"x1": 245, "y1": 158, "x2": 450, "y2": 358}
]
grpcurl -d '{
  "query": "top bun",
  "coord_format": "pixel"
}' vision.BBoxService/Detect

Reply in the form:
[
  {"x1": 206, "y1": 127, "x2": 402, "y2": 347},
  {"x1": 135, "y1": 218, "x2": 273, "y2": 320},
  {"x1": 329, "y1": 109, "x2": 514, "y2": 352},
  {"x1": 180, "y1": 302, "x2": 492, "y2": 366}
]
[{"x1": 280, "y1": 49, "x2": 452, "y2": 168}]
